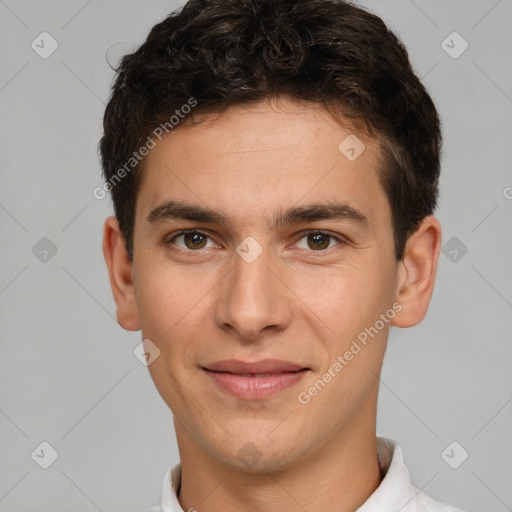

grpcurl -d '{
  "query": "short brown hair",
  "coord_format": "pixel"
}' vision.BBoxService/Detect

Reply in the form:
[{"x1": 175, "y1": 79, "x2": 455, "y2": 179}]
[{"x1": 99, "y1": 0, "x2": 442, "y2": 260}]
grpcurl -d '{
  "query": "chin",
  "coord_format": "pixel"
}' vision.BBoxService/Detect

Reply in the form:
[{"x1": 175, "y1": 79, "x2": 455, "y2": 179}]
[{"x1": 209, "y1": 434, "x2": 303, "y2": 473}]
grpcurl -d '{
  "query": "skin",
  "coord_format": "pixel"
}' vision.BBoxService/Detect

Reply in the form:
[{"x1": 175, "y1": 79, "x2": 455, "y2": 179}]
[{"x1": 103, "y1": 97, "x2": 442, "y2": 512}]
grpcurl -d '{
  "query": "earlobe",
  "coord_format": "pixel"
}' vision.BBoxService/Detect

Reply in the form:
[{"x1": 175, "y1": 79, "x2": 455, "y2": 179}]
[
  {"x1": 391, "y1": 216, "x2": 442, "y2": 328},
  {"x1": 102, "y1": 216, "x2": 140, "y2": 331}
]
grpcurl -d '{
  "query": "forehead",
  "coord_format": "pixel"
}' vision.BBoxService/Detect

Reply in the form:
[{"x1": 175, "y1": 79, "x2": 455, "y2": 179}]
[
  {"x1": 136, "y1": 98, "x2": 389, "y2": 230},
  {"x1": 147, "y1": 99, "x2": 373, "y2": 163}
]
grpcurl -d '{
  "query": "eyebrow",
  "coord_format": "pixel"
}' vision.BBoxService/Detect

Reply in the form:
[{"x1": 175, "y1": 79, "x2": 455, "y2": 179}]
[{"x1": 147, "y1": 199, "x2": 369, "y2": 230}]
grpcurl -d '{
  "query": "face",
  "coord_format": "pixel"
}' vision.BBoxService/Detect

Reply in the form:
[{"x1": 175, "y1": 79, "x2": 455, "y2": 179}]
[{"x1": 106, "y1": 97, "x2": 437, "y2": 473}]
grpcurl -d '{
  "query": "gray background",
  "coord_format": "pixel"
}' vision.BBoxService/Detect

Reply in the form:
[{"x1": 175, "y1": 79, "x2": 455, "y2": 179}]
[{"x1": 1, "y1": 0, "x2": 511, "y2": 511}]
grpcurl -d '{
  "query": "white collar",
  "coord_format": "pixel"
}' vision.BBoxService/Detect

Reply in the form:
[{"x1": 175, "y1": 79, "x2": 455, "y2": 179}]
[{"x1": 152, "y1": 436, "x2": 463, "y2": 512}]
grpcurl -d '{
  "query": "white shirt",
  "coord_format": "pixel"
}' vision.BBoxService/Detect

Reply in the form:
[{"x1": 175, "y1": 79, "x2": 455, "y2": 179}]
[{"x1": 144, "y1": 437, "x2": 467, "y2": 512}]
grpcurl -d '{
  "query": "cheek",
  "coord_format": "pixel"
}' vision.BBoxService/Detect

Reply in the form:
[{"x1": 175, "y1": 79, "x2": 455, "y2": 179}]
[
  {"x1": 134, "y1": 261, "x2": 202, "y2": 338},
  {"x1": 300, "y1": 259, "x2": 396, "y2": 367},
  {"x1": 134, "y1": 262, "x2": 215, "y2": 395},
  {"x1": 137, "y1": 268, "x2": 202, "y2": 407},
  {"x1": 305, "y1": 262, "x2": 389, "y2": 325},
  {"x1": 305, "y1": 274, "x2": 391, "y2": 417}
]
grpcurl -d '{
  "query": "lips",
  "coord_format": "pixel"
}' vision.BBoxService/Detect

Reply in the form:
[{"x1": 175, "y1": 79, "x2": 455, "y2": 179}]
[
  {"x1": 204, "y1": 358, "x2": 308, "y2": 374},
  {"x1": 203, "y1": 359, "x2": 310, "y2": 400}
]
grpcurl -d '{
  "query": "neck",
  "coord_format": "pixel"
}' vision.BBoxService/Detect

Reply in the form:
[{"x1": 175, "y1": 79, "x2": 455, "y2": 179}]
[{"x1": 174, "y1": 412, "x2": 383, "y2": 512}]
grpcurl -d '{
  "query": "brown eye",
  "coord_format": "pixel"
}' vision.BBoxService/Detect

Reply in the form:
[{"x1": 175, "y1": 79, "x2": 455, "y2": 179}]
[
  {"x1": 183, "y1": 232, "x2": 207, "y2": 249},
  {"x1": 295, "y1": 231, "x2": 344, "y2": 252},
  {"x1": 307, "y1": 233, "x2": 330, "y2": 250},
  {"x1": 168, "y1": 230, "x2": 213, "y2": 251}
]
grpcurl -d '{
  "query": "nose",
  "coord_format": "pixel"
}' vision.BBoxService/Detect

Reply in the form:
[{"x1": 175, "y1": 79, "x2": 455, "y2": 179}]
[{"x1": 213, "y1": 244, "x2": 293, "y2": 342}]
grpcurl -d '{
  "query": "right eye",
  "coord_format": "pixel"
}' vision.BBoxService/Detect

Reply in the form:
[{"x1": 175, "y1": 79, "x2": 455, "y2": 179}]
[{"x1": 166, "y1": 230, "x2": 218, "y2": 252}]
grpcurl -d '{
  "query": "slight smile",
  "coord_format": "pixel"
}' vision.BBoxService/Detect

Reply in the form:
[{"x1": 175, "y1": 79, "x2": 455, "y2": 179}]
[{"x1": 202, "y1": 359, "x2": 311, "y2": 400}]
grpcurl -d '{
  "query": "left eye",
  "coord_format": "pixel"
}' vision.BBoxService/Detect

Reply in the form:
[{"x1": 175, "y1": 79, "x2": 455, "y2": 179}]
[{"x1": 295, "y1": 231, "x2": 343, "y2": 251}]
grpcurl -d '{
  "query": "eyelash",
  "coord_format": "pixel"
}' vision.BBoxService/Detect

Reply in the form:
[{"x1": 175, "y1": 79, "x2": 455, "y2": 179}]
[{"x1": 165, "y1": 229, "x2": 347, "y2": 255}]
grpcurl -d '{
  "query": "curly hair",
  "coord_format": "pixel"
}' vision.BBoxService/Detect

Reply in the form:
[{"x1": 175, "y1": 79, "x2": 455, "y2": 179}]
[{"x1": 99, "y1": 0, "x2": 442, "y2": 261}]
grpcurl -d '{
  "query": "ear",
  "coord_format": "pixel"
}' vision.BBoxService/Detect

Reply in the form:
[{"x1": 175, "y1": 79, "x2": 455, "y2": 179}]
[
  {"x1": 102, "y1": 216, "x2": 140, "y2": 331},
  {"x1": 391, "y1": 215, "x2": 442, "y2": 328}
]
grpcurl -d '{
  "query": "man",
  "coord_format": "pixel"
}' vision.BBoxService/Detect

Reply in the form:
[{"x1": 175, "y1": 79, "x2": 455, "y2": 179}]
[{"x1": 99, "y1": 0, "x2": 467, "y2": 510}]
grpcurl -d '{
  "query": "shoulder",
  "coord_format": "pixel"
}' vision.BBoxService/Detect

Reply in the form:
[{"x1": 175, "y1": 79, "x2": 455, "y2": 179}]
[{"x1": 374, "y1": 437, "x2": 469, "y2": 512}]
